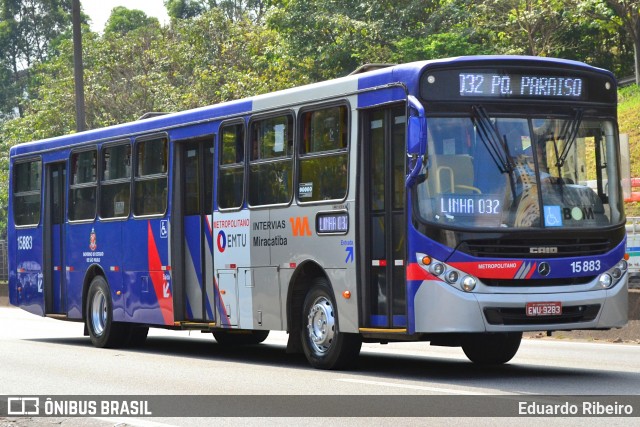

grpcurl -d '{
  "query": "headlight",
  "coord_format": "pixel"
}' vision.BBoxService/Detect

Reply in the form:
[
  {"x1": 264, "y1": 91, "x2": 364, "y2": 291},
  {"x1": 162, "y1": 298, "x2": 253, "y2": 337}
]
[
  {"x1": 462, "y1": 276, "x2": 477, "y2": 292},
  {"x1": 445, "y1": 270, "x2": 459, "y2": 284},
  {"x1": 598, "y1": 273, "x2": 612, "y2": 289},
  {"x1": 430, "y1": 263, "x2": 445, "y2": 276},
  {"x1": 598, "y1": 257, "x2": 628, "y2": 289},
  {"x1": 611, "y1": 268, "x2": 622, "y2": 280},
  {"x1": 416, "y1": 253, "x2": 478, "y2": 293}
]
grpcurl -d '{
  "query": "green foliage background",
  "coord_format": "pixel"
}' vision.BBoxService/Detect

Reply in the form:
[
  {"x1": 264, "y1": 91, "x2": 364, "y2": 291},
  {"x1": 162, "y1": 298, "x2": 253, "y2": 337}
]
[{"x1": 1, "y1": 0, "x2": 640, "y2": 236}]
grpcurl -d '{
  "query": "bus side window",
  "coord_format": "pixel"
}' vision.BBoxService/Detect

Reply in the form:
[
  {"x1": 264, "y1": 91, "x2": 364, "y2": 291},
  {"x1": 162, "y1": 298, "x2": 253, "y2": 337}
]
[
  {"x1": 248, "y1": 114, "x2": 294, "y2": 206},
  {"x1": 218, "y1": 122, "x2": 245, "y2": 209},
  {"x1": 13, "y1": 159, "x2": 42, "y2": 226},
  {"x1": 298, "y1": 105, "x2": 348, "y2": 202},
  {"x1": 100, "y1": 143, "x2": 131, "y2": 219},
  {"x1": 134, "y1": 137, "x2": 168, "y2": 216},
  {"x1": 69, "y1": 149, "x2": 97, "y2": 221}
]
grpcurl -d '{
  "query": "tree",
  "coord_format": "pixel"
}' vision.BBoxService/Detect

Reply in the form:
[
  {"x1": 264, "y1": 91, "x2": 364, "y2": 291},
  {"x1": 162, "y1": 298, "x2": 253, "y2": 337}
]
[
  {"x1": 392, "y1": 33, "x2": 492, "y2": 63},
  {"x1": 164, "y1": 0, "x2": 271, "y2": 22},
  {"x1": 164, "y1": 0, "x2": 208, "y2": 19},
  {"x1": 0, "y1": 0, "x2": 73, "y2": 118},
  {"x1": 578, "y1": 0, "x2": 640, "y2": 85},
  {"x1": 267, "y1": 0, "x2": 391, "y2": 79},
  {"x1": 473, "y1": 0, "x2": 570, "y2": 56},
  {"x1": 104, "y1": 7, "x2": 159, "y2": 35}
]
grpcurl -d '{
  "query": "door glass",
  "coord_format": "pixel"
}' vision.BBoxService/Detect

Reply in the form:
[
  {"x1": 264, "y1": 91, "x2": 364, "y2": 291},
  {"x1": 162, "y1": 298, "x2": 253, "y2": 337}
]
[{"x1": 369, "y1": 110, "x2": 387, "y2": 322}]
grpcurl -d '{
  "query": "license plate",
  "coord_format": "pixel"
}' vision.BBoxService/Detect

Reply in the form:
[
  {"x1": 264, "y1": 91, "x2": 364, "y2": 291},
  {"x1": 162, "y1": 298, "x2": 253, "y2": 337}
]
[{"x1": 526, "y1": 301, "x2": 562, "y2": 317}]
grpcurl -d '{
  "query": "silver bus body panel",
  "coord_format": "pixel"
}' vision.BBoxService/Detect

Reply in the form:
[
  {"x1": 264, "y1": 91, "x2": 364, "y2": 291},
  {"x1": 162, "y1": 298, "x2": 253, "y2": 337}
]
[
  {"x1": 213, "y1": 91, "x2": 361, "y2": 332},
  {"x1": 413, "y1": 275, "x2": 628, "y2": 333}
]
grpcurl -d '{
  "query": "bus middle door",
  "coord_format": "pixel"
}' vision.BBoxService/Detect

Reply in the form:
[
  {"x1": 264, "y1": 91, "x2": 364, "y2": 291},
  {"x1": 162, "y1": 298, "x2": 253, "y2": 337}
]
[
  {"x1": 43, "y1": 162, "x2": 66, "y2": 315},
  {"x1": 175, "y1": 138, "x2": 215, "y2": 322}
]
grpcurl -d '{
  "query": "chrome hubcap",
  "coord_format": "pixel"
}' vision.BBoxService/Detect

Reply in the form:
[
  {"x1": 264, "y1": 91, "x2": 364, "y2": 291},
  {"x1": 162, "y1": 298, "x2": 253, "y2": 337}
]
[
  {"x1": 306, "y1": 296, "x2": 335, "y2": 354},
  {"x1": 90, "y1": 289, "x2": 107, "y2": 337}
]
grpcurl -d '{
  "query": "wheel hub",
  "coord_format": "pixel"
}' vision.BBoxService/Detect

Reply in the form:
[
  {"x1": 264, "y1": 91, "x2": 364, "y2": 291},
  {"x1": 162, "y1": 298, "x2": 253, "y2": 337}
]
[
  {"x1": 306, "y1": 296, "x2": 336, "y2": 353},
  {"x1": 90, "y1": 289, "x2": 107, "y2": 337}
]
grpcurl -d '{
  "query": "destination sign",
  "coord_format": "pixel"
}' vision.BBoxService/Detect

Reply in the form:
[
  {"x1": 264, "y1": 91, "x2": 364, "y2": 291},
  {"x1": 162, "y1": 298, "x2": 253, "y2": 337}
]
[
  {"x1": 420, "y1": 65, "x2": 617, "y2": 104},
  {"x1": 459, "y1": 73, "x2": 584, "y2": 99},
  {"x1": 316, "y1": 212, "x2": 349, "y2": 234}
]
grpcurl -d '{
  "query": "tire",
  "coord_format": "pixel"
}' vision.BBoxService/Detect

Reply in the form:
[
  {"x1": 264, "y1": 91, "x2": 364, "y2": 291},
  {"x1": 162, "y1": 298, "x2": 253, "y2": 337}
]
[
  {"x1": 461, "y1": 332, "x2": 522, "y2": 365},
  {"x1": 85, "y1": 276, "x2": 128, "y2": 348},
  {"x1": 213, "y1": 330, "x2": 269, "y2": 345},
  {"x1": 301, "y1": 278, "x2": 361, "y2": 370}
]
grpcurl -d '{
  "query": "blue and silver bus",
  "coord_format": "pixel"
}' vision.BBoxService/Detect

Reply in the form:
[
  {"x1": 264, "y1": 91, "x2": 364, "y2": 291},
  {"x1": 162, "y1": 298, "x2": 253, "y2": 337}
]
[{"x1": 8, "y1": 56, "x2": 628, "y2": 369}]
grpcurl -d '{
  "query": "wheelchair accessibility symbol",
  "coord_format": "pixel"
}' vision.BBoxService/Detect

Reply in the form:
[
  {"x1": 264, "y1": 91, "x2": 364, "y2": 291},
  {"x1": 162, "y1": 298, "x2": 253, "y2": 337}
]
[
  {"x1": 160, "y1": 220, "x2": 169, "y2": 238},
  {"x1": 543, "y1": 206, "x2": 563, "y2": 227}
]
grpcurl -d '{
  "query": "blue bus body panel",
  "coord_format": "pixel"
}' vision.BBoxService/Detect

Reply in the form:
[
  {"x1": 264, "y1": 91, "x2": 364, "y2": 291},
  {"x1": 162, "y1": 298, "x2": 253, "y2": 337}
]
[
  {"x1": 121, "y1": 219, "x2": 173, "y2": 325},
  {"x1": 10, "y1": 225, "x2": 44, "y2": 316}
]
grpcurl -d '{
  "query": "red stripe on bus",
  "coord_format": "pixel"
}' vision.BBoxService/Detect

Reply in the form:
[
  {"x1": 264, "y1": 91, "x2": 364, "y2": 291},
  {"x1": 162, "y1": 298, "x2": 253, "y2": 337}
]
[
  {"x1": 406, "y1": 263, "x2": 431, "y2": 281},
  {"x1": 148, "y1": 221, "x2": 174, "y2": 325}
]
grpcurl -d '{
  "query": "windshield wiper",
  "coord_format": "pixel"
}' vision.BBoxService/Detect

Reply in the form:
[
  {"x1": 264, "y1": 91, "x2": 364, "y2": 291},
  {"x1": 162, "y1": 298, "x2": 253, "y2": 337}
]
[
  {"x1": 471, "y1": 105, "x2": 515, "y2": 174},
  {"x1": 471, "y1": 105, "x2": 518, "y2": 200},
  {"x1": 554, "y1": 109, "x2": 584, "y2": 169}
]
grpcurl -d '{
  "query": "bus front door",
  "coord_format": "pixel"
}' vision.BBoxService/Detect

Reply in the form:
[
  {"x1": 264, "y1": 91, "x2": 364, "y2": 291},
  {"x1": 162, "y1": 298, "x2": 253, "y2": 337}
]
[
  {"x1": 174, "y1": 138, "x2": 215, "y2": 322},
  {"x1": 43, "y1": 162, "x2": 66, "y2": 315},
  {"x1": 363, "y1": 105, "x2": 407, "y2": 329}
]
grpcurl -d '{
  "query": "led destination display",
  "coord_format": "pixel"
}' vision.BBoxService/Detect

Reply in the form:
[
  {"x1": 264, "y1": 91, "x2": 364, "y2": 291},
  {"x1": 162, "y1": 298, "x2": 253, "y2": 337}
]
[
  {"x1": 420, "y1": 65, "x2": 616, "y2": 103},
  {"x1": 459, "y1": 73, "x2": 584, "y2": 99}
]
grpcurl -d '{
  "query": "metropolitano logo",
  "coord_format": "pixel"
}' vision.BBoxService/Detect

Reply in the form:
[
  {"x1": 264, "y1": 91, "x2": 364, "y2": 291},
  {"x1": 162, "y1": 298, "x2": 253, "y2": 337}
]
[{"x1": 7, "y1": 397, "x2": 40, "y2": 415}]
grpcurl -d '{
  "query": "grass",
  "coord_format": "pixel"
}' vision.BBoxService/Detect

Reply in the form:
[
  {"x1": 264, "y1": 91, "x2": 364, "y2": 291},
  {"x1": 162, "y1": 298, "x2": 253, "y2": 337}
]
[{"x1": 619, "y1": 85, "x2": 640, "y2": 217}]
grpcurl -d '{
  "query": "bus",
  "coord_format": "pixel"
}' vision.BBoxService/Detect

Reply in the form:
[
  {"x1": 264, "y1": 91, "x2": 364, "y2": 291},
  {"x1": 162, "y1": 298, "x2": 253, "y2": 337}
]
[{"x1": 8, "y1": 56, "x2": 629, "y2": 369}]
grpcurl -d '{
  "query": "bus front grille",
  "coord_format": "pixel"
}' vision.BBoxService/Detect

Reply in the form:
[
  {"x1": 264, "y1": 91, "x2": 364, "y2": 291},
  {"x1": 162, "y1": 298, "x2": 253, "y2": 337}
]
[
  {"x1": 483, "y1": 304, "x2": 600, "y2": 325},
  {"x1": 481, "y1": 276, "x2": 596, "y2": 287},
  {"x1": 460, "y1": 239, "x2": 611, "y2": 258}
]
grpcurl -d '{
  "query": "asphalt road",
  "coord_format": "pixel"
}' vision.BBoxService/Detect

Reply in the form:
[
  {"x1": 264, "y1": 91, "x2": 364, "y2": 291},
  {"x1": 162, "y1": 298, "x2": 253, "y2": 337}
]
[{"x1": 1, "y1": 307, "x2": 639, "y2": 426}]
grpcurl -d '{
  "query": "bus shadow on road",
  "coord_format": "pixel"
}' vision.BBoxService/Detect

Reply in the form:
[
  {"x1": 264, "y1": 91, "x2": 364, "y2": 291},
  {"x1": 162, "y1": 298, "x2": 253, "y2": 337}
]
[{"x1": 26, "y1": 334, "x2": 640, "y2": 392}]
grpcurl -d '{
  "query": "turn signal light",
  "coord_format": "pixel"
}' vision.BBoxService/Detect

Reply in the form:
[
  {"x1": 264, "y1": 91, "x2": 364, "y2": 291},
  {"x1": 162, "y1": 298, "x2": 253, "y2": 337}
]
[{"x1": 342, "y1": 291, "x2": 351, "y2": 299}]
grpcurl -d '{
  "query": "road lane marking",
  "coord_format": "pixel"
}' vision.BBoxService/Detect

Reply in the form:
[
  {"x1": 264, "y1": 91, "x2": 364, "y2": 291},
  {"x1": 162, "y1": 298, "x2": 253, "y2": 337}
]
[{"x1": 336, "y1": 378, "x2": 491, "y2": 395}]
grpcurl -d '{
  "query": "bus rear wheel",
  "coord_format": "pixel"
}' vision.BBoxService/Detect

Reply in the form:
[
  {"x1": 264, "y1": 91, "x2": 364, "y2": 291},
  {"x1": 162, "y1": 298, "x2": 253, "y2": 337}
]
[
  {"x1": 461, "y1": 332, "x2": 522, "y2": 365},
  {"x1": 213, "y1": 330, "x2": 269, "y2": 345},
  {"x1": 301, "y1": 278, "x2": 361, "y2": 370},
  {"x1": 85, "y1": 276, "x2": 128, "y2": 348}
]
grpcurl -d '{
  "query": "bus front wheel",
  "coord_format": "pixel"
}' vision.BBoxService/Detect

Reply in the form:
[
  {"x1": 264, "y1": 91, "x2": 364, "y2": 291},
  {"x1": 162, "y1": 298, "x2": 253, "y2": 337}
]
[
  {"x1": 85, "y1": 276, "x2": 127, "y2": 348},
  {"x1": 461, "y1": 332, "x2": 522, "y2": 365},
  {"x1": 301, "y1": 278, "x2": 361, "y2": 370}
]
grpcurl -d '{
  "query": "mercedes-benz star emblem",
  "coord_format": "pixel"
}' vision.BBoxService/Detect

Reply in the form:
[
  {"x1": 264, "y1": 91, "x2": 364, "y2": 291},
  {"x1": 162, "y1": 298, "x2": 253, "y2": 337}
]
[{"x1": 538, "y1": 262, "x2": 551, "y2": 276}]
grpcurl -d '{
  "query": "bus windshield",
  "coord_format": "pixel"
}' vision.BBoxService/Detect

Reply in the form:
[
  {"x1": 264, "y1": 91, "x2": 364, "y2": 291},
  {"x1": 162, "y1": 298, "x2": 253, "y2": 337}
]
[{"x1": 415, "y1": 115, "x2": 623, "y2": 229}]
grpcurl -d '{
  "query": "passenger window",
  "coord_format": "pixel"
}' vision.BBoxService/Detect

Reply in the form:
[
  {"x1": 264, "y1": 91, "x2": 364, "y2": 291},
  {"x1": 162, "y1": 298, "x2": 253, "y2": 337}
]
[
  {"x1": 101, "y1": 143, "x2": 131, "y2": 219},
  {"x1": 248, "y1": 114, "x2": 294, "y2": 206},
  {"x1": 13, "y1": 160, "x2": 42, "y2": 226},
  {"x1": 218, "y1": 123, "x2": 245, "y2": 209},
  {"x1": 69, "y1": 149, "x2": 97, "y2": 221},
  {"x1": 298, "y1": 105, "x2": 348, "y2": 201},
  {"x1": 134, "y1": 137, "x2": 167, "y2": 216}
]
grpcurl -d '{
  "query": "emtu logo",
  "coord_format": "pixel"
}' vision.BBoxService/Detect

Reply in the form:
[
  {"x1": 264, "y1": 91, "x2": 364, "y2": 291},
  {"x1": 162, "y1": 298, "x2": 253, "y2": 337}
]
[
  {"x1": 217, "y1": 230, "x2": 227, "y2": 252},
  {"x1": 289, "y1": 217, "x2": 312, "y2": 236}
]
